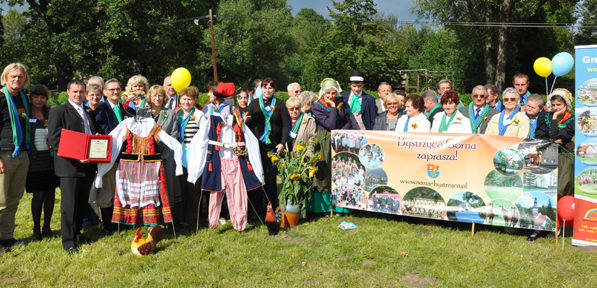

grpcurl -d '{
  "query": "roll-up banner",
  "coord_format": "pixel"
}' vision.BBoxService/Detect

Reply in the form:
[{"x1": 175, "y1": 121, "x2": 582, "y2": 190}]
[{"x1": 573, "y1": 45, "x2": 597, "y2": 246}]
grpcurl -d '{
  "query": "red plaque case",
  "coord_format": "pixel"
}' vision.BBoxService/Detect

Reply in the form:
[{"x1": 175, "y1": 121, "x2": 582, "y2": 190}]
[{"x1": 57, "y1": 129, "x2": 112, "y2": 163}]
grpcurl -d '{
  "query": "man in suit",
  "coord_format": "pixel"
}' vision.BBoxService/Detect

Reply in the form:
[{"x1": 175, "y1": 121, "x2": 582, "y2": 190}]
[
  {"x1": 422, "y1": 90, "x2": 443, "y2": 126},
  {"x1": 458, "y1": 85, "x2": 499, "y2": 134},
  {"x1": 342, "y1": 71, "x2": 377, "y2": 130},
  {"x1": 48, "y1": 80, "x2": 97, "y2": 254},
  {"x1": 486, "y1": 84, "x2": 503, "y2": 112},
  {"x1": 375, "y1": 82, "x2": 392, "y2": 115},
  {"x1": 163, "y1": 76, "x2": 179, "y2": 110},
  {"x1": 91, "y1": 79, "x2": 135, "y2": 236}
]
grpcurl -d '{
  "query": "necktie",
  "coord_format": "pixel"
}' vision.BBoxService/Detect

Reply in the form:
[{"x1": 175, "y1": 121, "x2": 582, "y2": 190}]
[
  {"x1": 475, "y1": 108, "x2": 481, "y2": 119},
  {"x1": 77, "y1": 106, "x2": 91, "y2": 135},
  {"x1": 113, "y1": 105, "x2": 123, "y2": 123}
]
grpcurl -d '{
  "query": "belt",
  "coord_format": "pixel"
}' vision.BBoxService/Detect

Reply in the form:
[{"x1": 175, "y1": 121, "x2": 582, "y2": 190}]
[{"x1": 208, "y1": 140, "x2": 245, "y2": 149}]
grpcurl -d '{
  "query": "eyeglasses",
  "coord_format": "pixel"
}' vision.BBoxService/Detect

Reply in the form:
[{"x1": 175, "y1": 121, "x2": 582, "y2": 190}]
[
  {"x1": 387, "y1": 102, "x2": 399, "y2": 106},
  {"x1": 472, "y1": 94, "x2": 486, "y2": 98},
  {"x1": 292, "y1": 90, "x2": 302, "y2": 94},
  {"x1": 151, "y1": 94, "x2": 165, "y2": 98},
  {"x1": 236, "y1": 96, "x2": 249, "y2": 100},
  {"x1": 503, "y1": 97, "x2": 517, "y2": 102},
  {"x1": 106, "y1": 88, "x2": 121, "y2": 92},
  {"x1": 288, "y1": 107, "x2": 300, "y2": 111}
]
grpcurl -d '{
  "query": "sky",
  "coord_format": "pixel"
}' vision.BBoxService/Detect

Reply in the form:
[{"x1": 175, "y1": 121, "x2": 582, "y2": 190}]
[{"x1": 287, "y1": 0, "x2": 417, "y2": 22}]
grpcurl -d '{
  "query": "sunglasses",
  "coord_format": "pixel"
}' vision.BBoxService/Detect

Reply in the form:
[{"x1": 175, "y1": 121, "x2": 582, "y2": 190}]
[
  {"x1": 472, "y1": 94, "x2": 486, "y2": 98},
  {"x1": 503, "y1": 97, "x2": 517, "y2": 102},
  {"x1": 387, "y1": 102, "x2": 399, "y2": 106},
  {"x1": 288, "y1": 107, "x2": 300, "y2": 111}
]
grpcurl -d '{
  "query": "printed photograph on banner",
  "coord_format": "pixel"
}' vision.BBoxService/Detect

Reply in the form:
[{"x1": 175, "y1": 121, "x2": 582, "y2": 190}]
[
  {"x1": 332, "y1": 153, "x2": 366, "y2": 186},
  {"x1": 486, "y1": 199, "x2": 520, "y2": 228},
  {"x1": 576, "y1": 167, "x2": 597, "y2": 200},
  {"x1": 575, "y1": 107, "x2": 597, "y2": 136},
  {"x1": 402, "y1": 187, "x2": 446, "y2": 219},
  {"x1": 517, "y1": 139, "x2": 558, "y2": 174},
  {"x1": 515, "y1": 192, "x2": 556, "y2": 231},
  {"x1": 331, "y1": 131, "x2": 367, "y2": 154},
  {"x1": 576, "y1": 138, "x2": 597, "y2": 165},
  {"x1": 362, "y1": 168, "x2": 388, "y2": 192},
  {"x1": 493, "y1": 148, "x2": 524, "y2": 176},
  {"x1": 523, "y1": 172, "x2": 557, "y2": 197},
  {"x1": 368, "y1": 187, "x2": 401, "y2": 214},
  {"x1": 577, "y1": 78, "x2": 597, "y2": 106},
  {"x1": 484, "y1": 170, "x2": 523, "y2": 202},
  {"x1": 332, "y1": 184, "x2": 368, "y2": 210},
  {"x1": 359, "y1": 143, "x2": 385, "y2": 169},
  {"x1": 446, "y1": 192, "x2": 486, "y2": 224}
]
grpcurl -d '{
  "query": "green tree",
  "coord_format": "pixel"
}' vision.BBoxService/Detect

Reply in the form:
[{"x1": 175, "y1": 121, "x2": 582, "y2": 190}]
[
  {"x1": 198, "y1": 0, "x2": 294, "y2": 87},
  {"x1": 412, "y1": 0, "x2": 579, "y2": 91},
  {"x1": 575, "y1": 0, "x2": 597, "y2": 45}
]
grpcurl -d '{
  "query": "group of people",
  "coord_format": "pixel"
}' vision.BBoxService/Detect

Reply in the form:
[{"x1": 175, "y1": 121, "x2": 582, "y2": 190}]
[
  {"x1": 370, "y1": 193, "x2": 401, "y2": 214},
  {"x1": 332, "y1": 157, "x2": 365, "y2": 186},
  {"x1": 331, "y1": 185, "x2": 367, "y2": 210},
  {"x1": 0, "y1": 64, "x2": 574, "y2": 254},
  {"x1": 402, "y1": 199, "x2": 447, "y2": 219}
]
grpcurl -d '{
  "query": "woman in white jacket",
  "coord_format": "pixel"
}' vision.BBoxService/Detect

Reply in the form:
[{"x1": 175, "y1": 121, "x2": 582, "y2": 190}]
[
  {"x1": 396, "y1": 94, "x2": 431, "y2": 132},
  {"x1": 431, "y1": 90, "x2": 472, "y2": 133}
]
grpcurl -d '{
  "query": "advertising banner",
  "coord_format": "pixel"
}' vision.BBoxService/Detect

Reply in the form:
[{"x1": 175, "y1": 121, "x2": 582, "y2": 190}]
[
  {"x1": 573, "y1": 45, "x2": 597, "y2": 246},
  {"x1": 331, "y1": 131, "x2": 558, "y2": 231}
]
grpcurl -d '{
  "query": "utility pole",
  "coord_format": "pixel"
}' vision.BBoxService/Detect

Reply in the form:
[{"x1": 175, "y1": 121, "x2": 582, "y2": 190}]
[{"x1": 209, "y1": 9, "x2": 218, "y2": 81}]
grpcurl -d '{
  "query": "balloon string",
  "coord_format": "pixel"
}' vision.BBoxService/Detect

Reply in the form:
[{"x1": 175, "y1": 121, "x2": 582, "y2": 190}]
[
  {"x1": 550, "y1": 76, "x2": 557, "y2": 95},
  {"x1": 545, "y1": 77, "x2": 549, "y2": 97}
]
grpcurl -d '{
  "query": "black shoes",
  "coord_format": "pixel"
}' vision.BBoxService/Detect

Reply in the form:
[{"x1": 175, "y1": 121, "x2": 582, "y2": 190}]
[
  {"x1": 103, "y1": 227, "x2": 114, "y2": 236},
  {"x1": 0, "y1": 238, "x2": 25, "y2": 248},
  {"x1": 42, "y1": 227, "x2": 54, "y2": 238},
  {"x1": 33, "y1": 229, "x2": 42, "y2": 242},
  {"x1": 66, "y1": 246, "x2": 79, "y2": 254},
  {"x1": 527, "y1": 230, "x2": 541, "y2": 241},
  {"x1": 76, "y1": 235, "x2": 92, "y2": 245}
]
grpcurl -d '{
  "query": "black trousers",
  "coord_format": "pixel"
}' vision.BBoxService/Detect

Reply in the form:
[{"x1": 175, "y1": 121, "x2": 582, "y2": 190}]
[
  {"x1": 60, "y1": 173, "x2": 94, "y2": 249},
  {"x1": 248, "y1": 150, "x2": 278, "y2": 215}
]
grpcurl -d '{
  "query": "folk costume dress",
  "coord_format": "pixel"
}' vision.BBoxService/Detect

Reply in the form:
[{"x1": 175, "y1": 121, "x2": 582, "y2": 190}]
[
  {"x1": 310, "y1": 78, "x2": 352, "y2": 214},
  {"x1": 95, "y1": 118, "x2": 183, "y2": 226},
  {"x1": 187, "y1": 113, "x2": 263, "y2": 232}
]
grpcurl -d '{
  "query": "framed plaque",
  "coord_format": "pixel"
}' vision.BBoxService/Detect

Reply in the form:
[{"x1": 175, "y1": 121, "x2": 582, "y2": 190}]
[{"x1": 58, "y1": 129, "x2": 112, "y2": 163}]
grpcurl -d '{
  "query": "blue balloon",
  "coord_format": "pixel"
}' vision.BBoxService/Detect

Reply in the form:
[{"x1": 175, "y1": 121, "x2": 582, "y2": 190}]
[{"x1": 551, "y1": 52, "x2": 574, "y2": 77}]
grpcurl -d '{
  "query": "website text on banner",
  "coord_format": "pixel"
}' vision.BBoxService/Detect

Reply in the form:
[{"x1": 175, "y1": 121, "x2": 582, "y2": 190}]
[
  {"x1": 331, "y1": 131, "x2": 558, "y2": 231},
  {"x1": 573, "y1": 45, "x2": 597, "y2": 246}
]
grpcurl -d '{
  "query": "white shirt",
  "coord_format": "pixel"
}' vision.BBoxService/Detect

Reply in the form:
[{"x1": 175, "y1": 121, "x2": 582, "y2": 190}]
[
  {"x1": 396, "y1": 113, "x2": 431, "y2": 132},
  {"x1": 430, "y1": 110, "x2": 473, "y2": 133},
  {"x1": 68, "y1": 99, "x2": 91, "y2": 134}
]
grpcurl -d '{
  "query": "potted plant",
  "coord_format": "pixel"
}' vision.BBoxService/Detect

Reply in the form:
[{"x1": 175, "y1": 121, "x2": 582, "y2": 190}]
[{"x1": 268, "y1": 139, "x2": 322, "y2": 227}]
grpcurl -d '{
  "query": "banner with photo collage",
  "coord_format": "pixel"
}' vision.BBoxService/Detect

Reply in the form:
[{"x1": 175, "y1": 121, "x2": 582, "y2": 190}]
[
  {"x1": 330, "y1": 130, "x2": 558, "y2": 231},
  {"x1": 573, "y1": 45, "x2": 597, "y2": 246}
]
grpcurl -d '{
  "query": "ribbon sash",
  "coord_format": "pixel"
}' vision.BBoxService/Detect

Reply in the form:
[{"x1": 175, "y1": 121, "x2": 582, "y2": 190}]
[
  {"x1": 403, "y1": 117, "x2": 410, "y2": 132},
  {"x1": 439, "y1": 112, "x2": 457, "y2": 133},
  {"x1": 178, "y1": 107, "x2": 195, "y2": 143},
  {"x1": 3, "y1": 86, "x2": 30, "y2": 157},
  {"x1": 498, "y1": 110, "x2": 519, "y2": 136},
  {"x1": 288, "y1": 113, "x2": 304, "y2": 143},
  {"x1": 468, "y1": 103, "x2": 489, "y2": 132},
  {"x1": 258, "y1": 88, "x2": 277, "y2": 145},
  {"x1": 427, "y1": 103, "x2": 441, "y2": 119}
]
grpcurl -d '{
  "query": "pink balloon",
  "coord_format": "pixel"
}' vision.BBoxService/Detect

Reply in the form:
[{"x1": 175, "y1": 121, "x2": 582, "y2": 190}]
[{"x1": 557, "y1": 196, "x2": 575, "y2": 222}]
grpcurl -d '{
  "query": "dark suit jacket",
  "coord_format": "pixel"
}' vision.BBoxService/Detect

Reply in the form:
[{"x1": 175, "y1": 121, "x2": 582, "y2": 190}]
[
  {"x1": 373, "y1": 111, "x2": 404, "y2": 130},
  {"x1": 341, "y1": 92, "x2": 377, "y2": 130},
  {"x1": 48, "y1": 101, "x2": 97, "y2": 178},
  {"x1": 458, "y1": 105, "x2": 499, "y2": 134},
  {"x1": 92, "y1": 101, "x2": 136, "y2": 135}
]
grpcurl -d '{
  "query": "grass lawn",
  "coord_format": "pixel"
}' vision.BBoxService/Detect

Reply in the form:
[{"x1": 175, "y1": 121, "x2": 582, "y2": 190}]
[
  {"x1": 1, "y1": 192, "x2": 596, "y2": 287},
  {"x1": 577, "y1": 156, "x2": 597, "y2": 164},
  {"x1": 484, "y1": 186, "x2": 523, "y2": 202}
]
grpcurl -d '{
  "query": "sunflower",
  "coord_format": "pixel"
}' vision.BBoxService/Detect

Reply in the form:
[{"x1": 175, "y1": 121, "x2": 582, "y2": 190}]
[
  {"x1": 309, "y1": 167, "x2": 319, "y2": 178},
  {"x1": 290, "y1": 174, "x2": 301, "y2": 180}
]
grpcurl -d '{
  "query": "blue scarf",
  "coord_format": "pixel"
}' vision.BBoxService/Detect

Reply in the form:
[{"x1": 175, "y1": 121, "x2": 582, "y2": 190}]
[
  {"x1": 526, "y1": 112, "x2": 537, "y2": 139},
  {"x1": 258, "y1": 85, "x2": 277, "y2": 145},
  {"x1": 498, "y1": 110, "x2": 519, "y2": 136},
  {"x1": 3, "y1": 86, "x2": 30, "y2": 157},
  {"x1": 494, "y1": 100, "x2": 502, "y2": 112},
  {"x1": 403, "y1": 117, "x2": 410, "y2": 132}
]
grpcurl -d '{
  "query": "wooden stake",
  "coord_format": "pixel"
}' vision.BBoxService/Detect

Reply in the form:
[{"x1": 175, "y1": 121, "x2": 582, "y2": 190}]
[
  {"x1": 209, "y1": 9, "x2": 218, "y2": 81},
  {"x1": 556, "y1": 216, "x2": 559, "y2": 246},
  {"x1": 330, "y1": 204, "x2": 334, "y2": 217},
  {"x1": 471, "y1": 221, "x2": 475, "y2": 236}
]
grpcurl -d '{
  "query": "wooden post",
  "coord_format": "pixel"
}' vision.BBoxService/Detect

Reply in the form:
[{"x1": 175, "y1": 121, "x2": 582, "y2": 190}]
[
  {"x1": 471, "y1": 222, "x2": 475, "y2": 236},
  {"x1": 209, "y1": 9, "x2": 218, "y2": 81}
]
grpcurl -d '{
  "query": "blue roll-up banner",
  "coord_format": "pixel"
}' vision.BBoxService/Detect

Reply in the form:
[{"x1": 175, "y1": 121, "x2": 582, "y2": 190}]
[{"x1": 573, "y1": 45, "x2": 597, "y2": 246}]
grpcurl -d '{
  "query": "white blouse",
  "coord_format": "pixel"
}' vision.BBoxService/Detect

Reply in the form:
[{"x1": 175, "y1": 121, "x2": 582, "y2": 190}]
[
  {"x1": 430, "y1": 110, "x2": 473, "y2": 133},
  {"x1": 34, "y1": 128, "x2": 49, "y2": 151}
]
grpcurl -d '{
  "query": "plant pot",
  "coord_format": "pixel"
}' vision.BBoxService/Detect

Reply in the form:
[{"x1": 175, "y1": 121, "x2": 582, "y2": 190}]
[{"x1": 280, "y1": 200, "x2": 301, "y2": 228}]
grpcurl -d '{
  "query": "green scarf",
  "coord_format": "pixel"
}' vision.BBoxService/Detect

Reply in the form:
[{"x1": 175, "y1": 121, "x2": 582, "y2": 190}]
[
  {"x1": 3, "y1": 86, "x2": 30, "y2": 157},
  {"x1": 259, "y1": 96, "x2": 277, "y2": 145},
  {"x1": 113, "y1": 104, "x2": 123, "y2": 123},
  {"x1": 439, "y1": 112, "x2": 457, "y2": 133},
  {"x1": 468, "y1": 103, "x2": 489, "y2": 132},
  {"x1": 427, "y1": 103, "x2": 441, "y2": 119},
  {"x1": 349, "y1": 94, "x2": 362, "y2": 114}
]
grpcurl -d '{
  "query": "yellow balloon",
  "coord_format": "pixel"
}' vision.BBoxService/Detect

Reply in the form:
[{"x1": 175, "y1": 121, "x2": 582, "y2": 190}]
[
  {"x1": 171, "y1": 68, "x2": 192, "y2": 92},
  {"x1": 533, "y1": 57, "x2": 553, "y2": 78}
]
